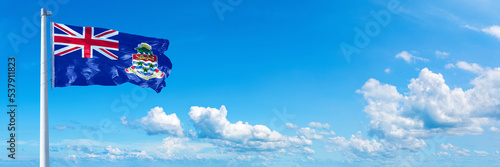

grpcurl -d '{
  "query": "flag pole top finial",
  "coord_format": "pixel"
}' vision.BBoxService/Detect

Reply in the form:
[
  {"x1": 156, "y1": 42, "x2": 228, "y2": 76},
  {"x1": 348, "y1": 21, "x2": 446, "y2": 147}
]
[{"x1": 41, "y1": 8, "x2": 52, "y2": 16}]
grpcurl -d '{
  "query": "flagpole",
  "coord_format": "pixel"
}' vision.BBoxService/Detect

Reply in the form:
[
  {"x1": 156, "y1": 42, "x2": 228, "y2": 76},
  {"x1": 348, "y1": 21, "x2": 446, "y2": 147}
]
[{"x1": 40, "y1": 8, "x2": 51, "y2": 167}]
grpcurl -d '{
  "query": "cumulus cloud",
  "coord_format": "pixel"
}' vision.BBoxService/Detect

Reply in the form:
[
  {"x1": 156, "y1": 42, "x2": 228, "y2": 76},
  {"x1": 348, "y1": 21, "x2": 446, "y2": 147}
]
[
  {"x1": 345, "y1": 66, "x2": 500, "y2": 159},
  {"x1": 357, "y1": 67, "x2": 500, "y2": 142},
  {"x1": 105, "y1": 145, "x2": 124, "y2": 155},
  {"x1": 158, "y1": 137, "x2": 188, "y2": 158},
  {"x1": 395, "y1": 51, "x2": 429, "y2": 63},
  {"x1": 326, "y1": 131, "x2": 386, "y2": 158},
  {"x1": 482, "y1": 25, "x2": 500, "y2": 40},
  {"x1": 308, "y1": 122, "x2": 330, "y2": 129},
  {"x1": 384, "y1": 68, "x2": 391, "y2": 74},
  {"x1": 140, "y1": 107, "x2": 184, "y2": 136},
  {"x1": 435, "y1": 50, "x2": 450, "y2": 58},
  {"x1": 285, "y1": 123, "x2": 298, "y2": 129},
  {"x1": 456, "y1": 61, "x2": 485, "y2": 74},
  {"x1": 490, "y1": 127, "x2": 500, "y2": 132},
  {"x1": 156, "y1": 137, "x2": 213, "y2": 160},
  {"x1": 188, "y1": 106, "x2": 312, "y2": 151}
]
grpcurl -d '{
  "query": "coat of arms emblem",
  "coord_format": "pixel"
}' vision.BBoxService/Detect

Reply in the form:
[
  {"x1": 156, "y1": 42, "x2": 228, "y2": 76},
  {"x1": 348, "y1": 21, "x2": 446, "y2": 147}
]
[{"x1": 125, "y1": 43, "x2": 165, "y2": 80}]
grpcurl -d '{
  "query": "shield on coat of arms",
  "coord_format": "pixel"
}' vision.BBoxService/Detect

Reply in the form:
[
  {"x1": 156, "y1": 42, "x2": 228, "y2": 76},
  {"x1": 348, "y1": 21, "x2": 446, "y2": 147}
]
[{"x1": 125, "y1": 43, "x2": 165, "y2": 80}]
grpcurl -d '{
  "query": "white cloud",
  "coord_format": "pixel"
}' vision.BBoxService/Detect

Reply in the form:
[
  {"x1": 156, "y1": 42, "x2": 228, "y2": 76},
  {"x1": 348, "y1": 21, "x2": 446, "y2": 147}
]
[
  {"x1": 65, "y1": 145, "x2": 94, "y2": 154},
  {"x1": 435, "y1": 50, "x2": 450, "y2": 58},
  {"x1": 318, "y1": 130, "x2": 336, "y2": 136},
  {"x1": 440, "y1": 143, "x2": 471, "y2": 156},
  {"x1": 120, "y1": 116, "x2": 128, "y2": 125},
  {"x1": 105, "y1": 145, "x2": 123, "y2": 155},
  {"x1": 103, "y1": 154, "x2": 122, "y2": 161},
  {"x1": 326, "y1": 132, "x2": 426, "y2": 159},
  {"x1": 351, "y1": 66, "x2": 500, "y2": 159},
  {"x1": 188, "y1": 129, "x2": 198, "y2": 138},
  {"x1": 303, "y1": 147, "x2": 315, "y2": 154},
  {"x1": 296, "y1": 127, "x2": 335, "y2": 140},
  {"x1": 189, "y1": 105, "x2": 312, "y2": 151},
  {"x1": 436, "y1": 151, "x2": 451, "y2": 157},
  {"x1": 236, "y1": 154, "x2": 253, "y2": 161},
  {"x1": 156, "y1": 137, "x2": 213, "y2": 160},
  {"x1": 65, "y1": 155, "x2": 78, "y2": 163},
  {"x1": 490, "y1": 127, "x2": 500, "y2": 132},
  {"x1": 357, "y1": 67, "x2": 500, "y2": 142},
  {"x1": 457, "y1": 151, "x2": 472, "y2": 157},
  {"x1": 482, "y1": 25, "x2": 500, "y2": 40},
  {"x1": 79, "y1": 145, "x2": 153, "y2": 161},
  {"x1": 474, "y1": 150, "x2": 489, "y2": 156},
  {"x1": 308, "y1": 122, "x2": 330, "y2": 129},
  {"x1": 444, "y1": 63, "x2": 455, "y2": 69},
  {"x1": 326, "y1": 131, "x2": 387, "y2": 158},
  {"x1": 292, "y1": 147, "x2": 316, "y2": 155},
  {"x1": 158, "y1": 137, "x2": 187, "y2": 158},
  {"x1": 54, "y1": 126, "x2": 73, "y2": 130},
  {"x1": 128, "y1": 150, "x2": 153, "y2": 160},
  {"x1": 464, "y1": 24, "x2": 480, "y2": 31},
  {"x1": 285, "y1": 123, "x2": 298, "y2": 129},
  {"x1": 384, "y1": 68, "x2": 391, "y2": 74},
  {"x1": 54, "y1": 139, "x2": 211, "y2": 162},
  {"x1": 456, "y1": 61, "x2": 485, "y2": 74},
  {"x1": 466, "y1": 25, "x2": 500, "y2": 40},
  {"x1": 87, "y1": 153, "x2": 99, "y2": 158},
  {"x1": 439, "y1": 143, "x2": 454, "y2": 150},
  {"x1": 395, "y1": 51, "x2": 429, "y2": 63},
  {"x1": 140, "y1": 107, "x2": 184, "y2": 136}
]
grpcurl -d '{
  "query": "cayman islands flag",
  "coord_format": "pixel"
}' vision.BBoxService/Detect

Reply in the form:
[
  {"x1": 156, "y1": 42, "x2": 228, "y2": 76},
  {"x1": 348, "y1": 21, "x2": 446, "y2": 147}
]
[{"x1": 51, "y1": 22, "x2": 172, "y2": 93}]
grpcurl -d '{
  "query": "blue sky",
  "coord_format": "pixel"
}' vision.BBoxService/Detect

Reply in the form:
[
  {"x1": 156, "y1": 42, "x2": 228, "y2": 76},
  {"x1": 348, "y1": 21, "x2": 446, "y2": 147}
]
[{"x1": 1, "y1": 0, "x2": 500, "y2": 166}]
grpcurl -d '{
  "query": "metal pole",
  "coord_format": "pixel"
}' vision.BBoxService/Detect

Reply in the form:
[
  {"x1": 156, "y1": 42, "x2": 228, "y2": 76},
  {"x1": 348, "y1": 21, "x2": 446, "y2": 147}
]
[{"x1": 40, "y1": 8, "x2": 50, "y2": 167}]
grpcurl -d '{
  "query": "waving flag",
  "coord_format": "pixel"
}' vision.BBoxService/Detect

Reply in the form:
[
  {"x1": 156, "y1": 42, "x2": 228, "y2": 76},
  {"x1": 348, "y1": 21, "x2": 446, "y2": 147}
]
[{"x1": 51, "y1": 22, "x2": 172, "y2": 93}]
